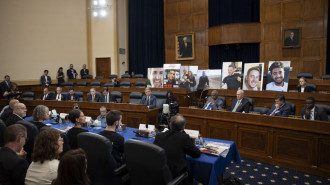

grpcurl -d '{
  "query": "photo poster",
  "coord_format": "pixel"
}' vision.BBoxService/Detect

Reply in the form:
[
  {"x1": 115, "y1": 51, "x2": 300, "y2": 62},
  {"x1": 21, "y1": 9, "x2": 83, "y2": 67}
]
[
  {"x1": 266, "y1": 61, "x2": 291, "y2": 92},
  {"x1": 196, "y1": 69, "x2": 222, "y2": 91},
  {"x1": 147, "y1": 67, "x2": 164, "y2": 88},
  {"x1": 242, "y1": 63, "x2": 264, "y2": 91},
  {"x1": 221, "y1": 62, "x2": 243, "y2": 90},
  {"x1": 163, "y1": 64, "x2": 181, "y2": 88},
  {"x1": 179, "y1": 66, "x2": 198, "y2": 91}
]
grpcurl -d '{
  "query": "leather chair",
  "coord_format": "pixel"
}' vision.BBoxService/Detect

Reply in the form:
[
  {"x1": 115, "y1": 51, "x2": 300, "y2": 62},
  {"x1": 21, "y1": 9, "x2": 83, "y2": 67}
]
[
  {"x1": 61, "y1": 81, "x2": 74, "y2": 87},
  {"x1": 77, "y1": 132, "x2": 127, "y2": 185},
  {"x1": 75, "y1": 91, "x2": 84, "y2": 101},
  {"x1": 111, "y1": 91, "x2": 122, "y2": 103},
  {"x1": 108, "y1": 74, "x2": 118, "y2": 79},
  {"x1": 90, "y1": 81, "x2": 101, "y2": 87},
  {"x1": 61, "y1": 92, "x2": 69, "y2": 99},
  {"x1": 315, "y1": 104, "x2": 330, "y2": 121},
  {"x1": 253, "y1": 106, "x2": 270, "y2": 115},
  {"x1": 121, "y1": 74, "x2": 131, "y2": 79},
  {"x1": 297, "y1": 73, "x2": 313, "y2": 79},
  {"x1": 244, "y1": 96, "x2": 254, "y2": 111},
  {"x1": 124, "y1": 139, "x2": 187, "y2": 185},
  {"x1": 95, "y1": 76, "x2": 104, "y2": 79},
  {"x1": 77, "y1": 81, "x2": 87, "y2": 87},
  {"x1": 321, "y1": 75, "x2": 330, "y2": 79},
  {"x1": 134, "y1": 74, "x2": 144, "y2": 78},
  {"x1": 22, "y1": 92, "x2": 35, "y2": 100},
  {"x1": 104, "y1": 82, "x2": 115, "y2": 87},
  {"x1": 120, "y1": 81, "x2": 131, "y2": 88},
  {"x1": 128, "y1": 92, "x2": 142, "y2": 104},
  {"x1": 85, "y1": 75, "x2": 93, "y2": 79},
  {"x1": 0, "y1": 119, "x2": 6, "y2": 147},
  {"x1": 285, "y1": 101, "x2": 296, "y2": 116},
  {"x1": 307, "y1": 83, "x2": 317, "y2": 92},
  {"x1": 135, "y1": 81, "x2": 147, "y2": 88},
  {"x1": 151, "y1": 91, "x2": 168, "y2": 109}
]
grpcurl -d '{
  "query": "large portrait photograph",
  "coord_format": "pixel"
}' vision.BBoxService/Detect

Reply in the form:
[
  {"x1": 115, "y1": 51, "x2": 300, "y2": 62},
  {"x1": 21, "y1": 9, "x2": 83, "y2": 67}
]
[
  {"x1": 221, "y1": 62, "x2": 242, "y2": 90},
  {"x1": 283, "y1": 28, "x2": 301, "y2": 48},
  {"x1": 163, "y1": 64, "x2": 181, "y2": 88},
  {"x1": 179, "y1": 66, "x2": 198, "y2": 92},
  {"x1": 147, "y1": 68, "x2": 164, "y2": 88},
  {"x1": 196, "y1": 69, "x2": 221, "y2": 91},
  {"x1": 176, "y1": 33, "x2": 195, "y2": 60},
  {"x1": 266, "y1": 61, "x2": 291, "y2": 92},
  {"x1": 242, "y1": 63, "x2": 264, "y2": 91}
]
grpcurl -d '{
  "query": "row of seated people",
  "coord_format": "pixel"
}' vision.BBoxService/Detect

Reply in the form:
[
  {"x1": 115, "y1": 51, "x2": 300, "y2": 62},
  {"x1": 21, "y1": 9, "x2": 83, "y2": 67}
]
[{"x1": 0, "y1": 100, "x2": 198, "y2": 185}]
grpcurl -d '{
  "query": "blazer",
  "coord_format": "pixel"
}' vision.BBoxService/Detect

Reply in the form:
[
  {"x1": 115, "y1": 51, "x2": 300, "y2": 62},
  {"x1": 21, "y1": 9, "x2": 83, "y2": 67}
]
[
  {"x1": 80, "y1": 69, "x2": 89, "y2": 78},
  {"x1": 65, "y1": 93, "x2": 80, "y2": 101},
  {"x1": 40, "y1": 93, "x2": 53, "y2": 100},
  {"x1": 202, "y1": 97, "x2": 224, "y2": 110},
  {"x1": 86, "y1": 93, "x2": 101, "y2": 102},
  {"x1": 99, "y1": 93, "x2": 116, "y2": 103},
  {"x1": 228, "y1": 98, "x2": 251, "y2": 113},
  {"x1": 0, "y1": 80, "x2": 10, "y2": 94},
  {"x1": 52, "y1": 93, "x2": 66, "y2": 101},
  {"x1": 296, "y1": 86, "x2": 314, "y2": 93},
  {"x1": 268, "y1": 103, "x2": 292, "y2": 117},
  {"x1": 40, "y1": 75, "x2": 52, "y2": 87},
  {"x1": 0, "y1": 107, "x2": 12, "y2": 122},
  {"x1": 154, "y1": 130, "x2": 201, "y2": 178},
  {"x1": 140, "y1": 95, "x2": 157, "y2": 109},
  {"x1": 301, "y1": 106, "x2": 328, "y2": 122},
  {"x1": 5, "y1": 113, "x2": 23, "y2": 126},
  {"x1": 67, "y1": 69, "x2": 78, "y2": 79}
]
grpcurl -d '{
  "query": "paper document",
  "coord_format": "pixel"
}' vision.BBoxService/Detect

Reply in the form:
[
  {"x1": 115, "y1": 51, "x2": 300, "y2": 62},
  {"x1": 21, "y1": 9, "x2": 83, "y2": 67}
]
[{"x1": 139, "y1": 124, "x2": 155, "y2": 131}]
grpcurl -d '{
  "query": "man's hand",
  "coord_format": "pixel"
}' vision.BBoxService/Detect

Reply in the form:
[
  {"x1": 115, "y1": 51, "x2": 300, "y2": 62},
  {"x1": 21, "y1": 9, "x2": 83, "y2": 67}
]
[
  {"x1": 237, "y1": 76, "x2": 242, "y2": 82},
  {"x1": 275, "y1": 103, "x2": 280, "y2": 110}
]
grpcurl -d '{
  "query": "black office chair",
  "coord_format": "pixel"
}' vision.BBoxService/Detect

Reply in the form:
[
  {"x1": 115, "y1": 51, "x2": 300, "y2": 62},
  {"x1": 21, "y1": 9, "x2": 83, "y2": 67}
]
[
  {"x1": 77, "y1": 81, "x2": 87, "y2": 87},
  {"x1": 95, "y1": 76, "x2": 104, "y2": 79},
  {"x1": 90, "y1": 81, "x2": 101, "y2": 87},
  {"x1": 297, "y1": 73, "x2": 313, "y2": 79},
  {"x1": 244, "y1": 97, "x2": 254, "y2": 111},
  {"x1": 22, "y1": 92, "x2": 35, "y2": 100},
  {"x1": 75, "y1": 91, "x2": 84, "y2": 101},
  {"x1": 151, "y1": 91, "x2": 168, "y2": 109},
  {"x1": 108, "y1": 74, "x2": 118, "y2": 79},
  {"x1": 285, "y1": 101, "x2": 296, "y2": 116},
  {"x1": 307, "y1": 83, "x2": 317, "y2": 92},
  {"x1": 134, "y1": 74, "x2": 144, "y2": 78},
  {"x1": 111, "y1": 91, "x2": 122, "y2": 103},
  {"x1": 315, "y1": 104, "x2": 330, "y2": 121},
  {"x1": 135, "y1": 81, "x2": 147, "y2": 88},
  {"x1": 128, "y1": 92, "x2": 143, "y2": 104},
  {"x1": 253, "y1": 106, "x2": 270, "y2": 115},
  {"x1": 321, "y1": 75, "x2": 330, "y2": 79},
  {"x1": 124, "y1": 139, "x2": 187, "y2": 185},
  {"x1": 0, "y1": 119, "x2": 6, "y2": 147},
  {"x1": 120, "y1": 81, "x2": 131, "y2": 88},
  {"x1": 121, "y1": 74, "x2": 131, "y2": 79},
  {"x1": 62, "y1": 81, "x2": 74, "y2": 87},
  {"x1": 85, "y1": 75, "x2": 93, "y2": 79},
  {"x1": 77, "y1": 132, "x2": 127, "y2": 185},
  {"x1": 104, "y1": 82, "x2": 115, "y2": 87}
]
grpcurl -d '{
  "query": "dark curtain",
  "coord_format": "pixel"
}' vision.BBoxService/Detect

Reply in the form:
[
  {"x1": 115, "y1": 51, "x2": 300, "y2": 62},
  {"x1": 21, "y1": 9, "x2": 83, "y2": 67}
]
[
  {"x1": 128, "y1": 0, "x2": 165, "y2": 77},
  {"x1": 327, "y1": 1, "x2": 330, "y2": 74},
  {"x1": 209, "y1": 0, "x2": 260, "y2": 27},
  {"x1": 209, "y1": 43, "x2": 260, "y2": 69}
]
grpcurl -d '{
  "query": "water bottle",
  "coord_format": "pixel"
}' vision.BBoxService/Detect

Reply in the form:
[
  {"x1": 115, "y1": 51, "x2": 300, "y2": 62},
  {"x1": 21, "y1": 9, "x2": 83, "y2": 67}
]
[
  {"x1": 195, "y1": 137, "x2": 200, "y2": 145},
  {"x1": 117, "y1": 124, "x2": 122, "y2": 132}
]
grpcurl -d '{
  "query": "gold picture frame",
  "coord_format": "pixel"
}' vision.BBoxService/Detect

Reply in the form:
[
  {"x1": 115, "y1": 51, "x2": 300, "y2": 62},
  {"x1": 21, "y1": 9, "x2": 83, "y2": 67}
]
[
  {"x1": 175, "y1": 33, "x2": 195, "y2": 60},
  {"x1": 283, "y1": 28, "x2": 301, "y2": 48}
]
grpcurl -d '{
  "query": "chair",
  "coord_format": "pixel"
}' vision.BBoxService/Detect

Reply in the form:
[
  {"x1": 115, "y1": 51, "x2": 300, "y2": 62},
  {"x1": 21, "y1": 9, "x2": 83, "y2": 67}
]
[
  {"x1": 16, "y1": 120, "x2": 39, "y2": 163},
  {"x1": 75, "y1": 91, "x2": 84, "y2": 101},
  {"x1": 285, "y1": 101, "x2": 296, "y2": 116},
  {"x1": 205, "y1": 96, "x2": 226, "y2": 109},
  {"x1": 85, "y1": 75, "x2": 93, "y2": 79},
  {"x1": 120, "y1": 81, "x2": 131, "y2": 88},
  {"x1": 244, "y1": 97, "x2": 254, "y2": 111},
  {"x1": 135, "y1": 81, "x2": 147, "y2": 88},
  {"x1": 307, "y1": 83, "x2": 317, "y2": 92},
  {"x1": 61, "y1": 81, "x2": 74, "y2": 87},
  {"x1": 0, "y1": 119, "x2": 6, "y2": 147},
  {"x1": 77, "y1": 132, "x2": 127, "y2": 185},
  {"x1": 315, "y1": 104, "x2": 330, "y2": 121},
  {"x1": 134, "y1": 74, "x2": 144, "y2": 78},
  {"x1": 77, "y1": 81, "x2": 87, "y2": 87},
  {"x1": 22, "y1": 92, "x2": 35, "y2": 100},
  {"x1": 128, "y1": 92, "x2": 143, "y2": 104},
  {"x1": 151, "y1": 91, "x2": 168, "y2": 109},
  {"x1": 121, "y1": 74, "x2": 131, "y2": 78},
  {"x1": 297, "y1": 73, "x2": 313, "y2": 79},
  {"x1": 321, "y1": 75, "x2": 330, "y2": 79},
  {"x1": 104, "y1": 82, "x2": 115, "y2": 87},
  {"x1": 90, "y1": 81, "x2": 101, "y2": 87},
  {"x1": 253, "y1": 106, "x2": 270, "y2": 115},
  {"x1": 124, "y1": 139, "x2": 187, "y2": 185},
  {"x1": 111, "y1": 91, "x2": 122, "y2": 103},
  {"x1": 108, "y1": 74, "x2": 118, "y2": 79},
  {"x1": 95, "y1": 76, "x2": 104, "y2": 79}
]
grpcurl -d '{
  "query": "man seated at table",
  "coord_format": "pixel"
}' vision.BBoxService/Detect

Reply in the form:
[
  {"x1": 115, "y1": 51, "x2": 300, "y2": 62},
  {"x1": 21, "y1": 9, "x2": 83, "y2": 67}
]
[
  {"x1": 99, "y1": 87, "x2": 115, "y2": 103},
  {"x1": 98, "y1": 110, "x2": 124, "y2": 165},
  {"x1": 86, "y1": 88, "x2": 100, "y2": 102},
  {"x1": 0, "y1": 98, "x2": 19, "y2": 122},
  {"x1": 267, "y1": 94, "x2": 291, "y2": 117},
  {"x1": 301, "y1": 97, "x2": 328, "y2": 121},
  {"x1": 154, "y1": 115, "x2": 201, "y2": 184},
  {"x1": 52, "y1": 87, "x2": 66, "y2": 101},
  {"x1": 0, "y1": 124, "x2": 29, "y2": 185},
  {"x1": 202, "y1": 90, "x2": 224, "y2": 110},
  {"x1": 5, "y1": 103, "x2": 27, "y2": 126},
  {"x1": 66, "y1": 88, "x2": 80, "y2": 101},
  {"x1": 140, "y1": 87, "x2": 156, "y2": 109},
  {"x1": 40, "y1": 88, "x2": 53, "y2": 100},
  {"x1": 227, "y1": 90, "x2": 251, "y2": 113},
  {"x1": 96, "y1": 106, "x2": 107, "y2": 123}
]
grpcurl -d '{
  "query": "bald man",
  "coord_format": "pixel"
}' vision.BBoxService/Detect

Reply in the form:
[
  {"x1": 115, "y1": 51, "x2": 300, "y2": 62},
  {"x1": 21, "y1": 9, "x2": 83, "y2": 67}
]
[
  {"x1": 228, "y1": 90, "x2": 252, "y2": 113},
  {"x1": 5, "y1": 103, "x2": 27, "y2": 126},
  {"x1": 0, "y1": 99, "x2": 19, "y2": 122}
]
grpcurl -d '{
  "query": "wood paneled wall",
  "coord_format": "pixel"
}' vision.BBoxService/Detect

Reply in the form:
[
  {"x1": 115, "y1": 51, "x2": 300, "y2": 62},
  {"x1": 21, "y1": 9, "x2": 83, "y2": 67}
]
[
  {"x1": 164, "y1": 0, "x2": 209, "y2": 69},
  {"x1": 260, "y1": 0, "x2": 328, "y2": 78}
]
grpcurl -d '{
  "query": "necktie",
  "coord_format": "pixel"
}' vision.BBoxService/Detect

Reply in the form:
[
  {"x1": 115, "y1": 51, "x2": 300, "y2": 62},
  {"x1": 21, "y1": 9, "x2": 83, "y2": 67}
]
[
  {"x1": 45, "y1": 76, "x2": 48, "y2": 83},
  {"x1": 57, "y1": 94, "x2": 60, "y2": 101},
  {"x1": 270, "y1": 109, "x2": 277, "y2": 116},
  {"x1": 232, "y1": 100, "x2": 241, "y2": 112},
  {"x1": 43, "y1": 95, "x2": 47, "y2": 100},
  {"x1": 147, "y1": 96, "x2": 150, "y2": 105},
  {"x1": 205, "y1": 102, "x2": 212, "y2": 110},
  {"x1": 92, "y1": 95, "x2": 95, "y2": 101},
  {"x1": 71, "y1": 95, "x2": 73, "y2": 101},
  {"x1": 105, "y1": 95, "x2": 108, "y2": 102}
]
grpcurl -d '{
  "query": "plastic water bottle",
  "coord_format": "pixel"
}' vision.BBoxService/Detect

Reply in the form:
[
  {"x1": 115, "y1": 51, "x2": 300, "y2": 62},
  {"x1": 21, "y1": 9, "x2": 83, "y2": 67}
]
[
  {"x1": 117, "y1": 124, "x2": 123, "y2": 132},
  {"x1": 195, "y1": 137, "x2": 200, "y2": 145}
]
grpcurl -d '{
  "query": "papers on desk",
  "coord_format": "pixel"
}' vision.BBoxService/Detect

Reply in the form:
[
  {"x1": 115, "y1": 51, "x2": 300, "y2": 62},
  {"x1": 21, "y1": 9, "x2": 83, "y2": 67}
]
[
  {"x1": 85, "y1": 116, "x2": 92, "y2": 122},
  {"x1": 59, "y1": 113, "x2": 68, "y2": 119},
  {"x1": 138, "y1": 124, "x2": 155, "y2": 131},
  {"x1": 200, "y1": 141, "x2": 230, "y2": 157},
  {"x1": 162, "y1": 128, "x2": 199, "y2": 139}
]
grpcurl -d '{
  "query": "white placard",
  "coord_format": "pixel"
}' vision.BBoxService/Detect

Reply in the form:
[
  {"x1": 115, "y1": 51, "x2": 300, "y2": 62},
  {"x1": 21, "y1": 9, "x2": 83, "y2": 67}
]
[
  {"x1": 59, "y1": 113, "x2": 68, "y2": 119},
  {"x1": 139, "y1": 124, "x2": 155, "y2": 131},
  {"x1": 184, "y1": 129, "x2": 199, "y2": 138}
]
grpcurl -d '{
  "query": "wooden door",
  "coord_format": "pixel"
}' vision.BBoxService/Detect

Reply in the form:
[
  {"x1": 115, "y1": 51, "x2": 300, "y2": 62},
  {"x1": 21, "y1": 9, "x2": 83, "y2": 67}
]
[{"x1": 96, "y1": 57, "x2": 111, "y2": 78}]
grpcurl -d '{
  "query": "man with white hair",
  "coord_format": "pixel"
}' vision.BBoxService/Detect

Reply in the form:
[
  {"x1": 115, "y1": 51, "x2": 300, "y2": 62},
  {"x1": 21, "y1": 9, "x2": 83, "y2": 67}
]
[
  {"x1": 227, "y1": 90, "x2": 252, "y2": 113},
  {"x1": 5, "y1": 103, "x2": 27, "y2": 126},
  {"x1": 87, "y1": 88, "x2": 100, "y2": 102}
]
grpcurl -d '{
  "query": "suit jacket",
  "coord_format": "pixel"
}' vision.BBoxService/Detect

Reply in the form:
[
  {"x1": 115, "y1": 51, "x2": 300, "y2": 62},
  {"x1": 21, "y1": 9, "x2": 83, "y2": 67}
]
[
  {"x1": 65, "y1": 93, "x2": 80, "y2": 101},
  {"x1": 197, "y1": 76, "x2": 209, "y2": 90},
  {"x1": 0, "y1": 80, "x2": 10, "y2": 94},
  {"x1": 301, "y1": 106, "x2": 328, "y2": 122},
  {"x1": 0, "y1": 107, "x2": 12, "y2": 122},
  {"x1": 5, "y1": 113, "x2": 23, "y2": 126},
  {"x1": 67, "y1": 69, "x2": 78, "y2": 79},
  {"x1": 40, "y1": 93, "x2": 53, "y2": 100},
  {"x1": 179, "y1": 42, "x2": 192, "y2": 58},
  {"x1": 86, "y1": 93, "x2": 101, "y2": 102},
  {"x1": 140, "y1": 95, "x2": 157, "y2": 109},
  {"x1": 228, "y1": 98, "x2": 251, "y2": 113},
  {"x1": 154, "y1": 130, "x2": 201, "y2": 178},
  {"x1": 296, "y1": 86, "x2": 314, "y2": 93},
  {"x1": 40, "y1": 75, "x2": 52, "y2": 87},
  {"x1": 80, "y1": 69, "x2": 89, "y2": 78},
  {"x1": 0, "y1": 147, "x2": 29, "y2": 185},
  {"x1": 52, "y1": 93, "x2": 66, "y2": 101},
  {"x1": 99, "y1": 93, "x2": 116, "y2": 103},
  {"x1": 268, "y1": 103, "x2": 292, "y2": 117},
  {"x1": 203, "y1": 97, "x2": 224, "y2": 110}
]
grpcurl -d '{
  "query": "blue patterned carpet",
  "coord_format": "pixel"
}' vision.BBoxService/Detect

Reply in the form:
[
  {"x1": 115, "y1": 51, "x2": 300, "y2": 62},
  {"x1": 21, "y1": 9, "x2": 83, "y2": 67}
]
[{"x1": 223, "y1": 159, "x2": 330, "y2": 185}]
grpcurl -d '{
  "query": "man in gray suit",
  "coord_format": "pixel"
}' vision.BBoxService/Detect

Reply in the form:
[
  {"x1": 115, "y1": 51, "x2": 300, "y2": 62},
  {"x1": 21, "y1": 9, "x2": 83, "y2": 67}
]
[
  {"x1": 202, "y1": 90, "x2": 224, "y2": 110},
  {"x1": 140, "y1": 87, "x2": 157, "y2": 109}
]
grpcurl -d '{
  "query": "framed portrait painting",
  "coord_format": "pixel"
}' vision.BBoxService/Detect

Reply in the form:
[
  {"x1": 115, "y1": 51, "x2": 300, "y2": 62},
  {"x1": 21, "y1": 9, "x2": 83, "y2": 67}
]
[
  {"x1": 176, "y1": 33, "x2": 195, "y2": 60},
  {"x1": 283, "y1": 28, "x2": 301, "y2": 48}
]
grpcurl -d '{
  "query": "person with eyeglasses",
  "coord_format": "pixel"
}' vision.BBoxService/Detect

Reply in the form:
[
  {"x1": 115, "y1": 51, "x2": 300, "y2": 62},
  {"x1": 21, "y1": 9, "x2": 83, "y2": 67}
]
[
  {"x1": 5, "y1": 103, "x2": 27, "y2": 126},
  {"x1": 0, "y1": 124, "x2": 29, "y2": 185}
]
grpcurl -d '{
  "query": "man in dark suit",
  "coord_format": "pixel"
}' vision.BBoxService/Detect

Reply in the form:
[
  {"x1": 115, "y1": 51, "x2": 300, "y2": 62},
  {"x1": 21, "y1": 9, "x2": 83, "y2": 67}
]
[
  {"x1": 154, "y1": 115, "x2": 201, "y2": 183},
  {"x1": 0, "y1": 124, "x2": 29, "y2": 185},
  {"x1": 0, "y1": 75, "x2": 11, "y2": 96},
  {"x1": 65, "y1": 88, "x2": 80, "y2": 101},
  {"x1": 86, "y1": 88, "x2": 101, "y2": 102},
  {"x1": 197, "y1": 71, "x2": 209, "y2": 90},
  {"x1": 80, "y1": 64, "x2": 89, "y2": 79},
  {"x1": 0, "y1": 99, "x2": 19, "y2": 122},
  {"x1": 67, "y1": 64, "x2": 78, "y2": 79},
  {"x1": 140, "y1": 87, "x2": 156, "y2": 109},
  {"x1": 40, "y1": 69, "x2": 51, "y2": 87},
  {"x1": 268, "y1": 94, "x2": 292, "y2": 117},
  {"x1": 99, "y1": 87, "x2": 116, "y2": 103},
  {"x1": 52, "y1": 87, "x2": 66, "y2": 101},
  {"x1": 40, "y1": 88, "x2": 53, "y2": 100},
  {"x1": 284, "y1": 31, "x2": 298, "y2": 46},
  {"x1": 228, "y1": 90, "x2": 252, "y2": 113},
  {"x1": 203, "y1": 90, "x2": 224, "y2": 110},
  {"x1": 179, "y1": 37, "x2": 192, "y2": 58},
  {"x1": 301, "y1": 97, "x2": 328, "y2": 121},
  {"x1": 5, "y1": 103, "x2": 26, "y2": 126}
]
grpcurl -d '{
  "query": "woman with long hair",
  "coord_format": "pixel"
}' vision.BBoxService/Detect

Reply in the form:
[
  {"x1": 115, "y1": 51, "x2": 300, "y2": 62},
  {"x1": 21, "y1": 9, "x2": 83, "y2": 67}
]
[
  {"x1": 296, "y1": 77, "x2": 313, "y2": 92},
  {"x1": 56, "y1": 67, "x2": 65, "y2": 85}
]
